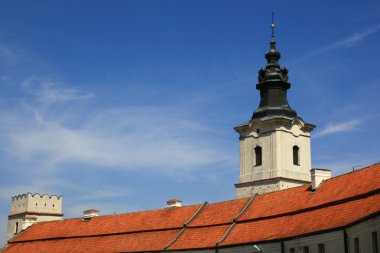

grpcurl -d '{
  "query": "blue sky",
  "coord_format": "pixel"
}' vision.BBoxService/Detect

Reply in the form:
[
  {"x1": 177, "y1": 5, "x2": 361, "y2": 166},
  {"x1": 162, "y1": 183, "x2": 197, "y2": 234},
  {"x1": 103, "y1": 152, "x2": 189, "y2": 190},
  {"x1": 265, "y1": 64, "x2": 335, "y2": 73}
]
[{"x1": 0, "y1": 0, "x2": 380, "y2": 244}]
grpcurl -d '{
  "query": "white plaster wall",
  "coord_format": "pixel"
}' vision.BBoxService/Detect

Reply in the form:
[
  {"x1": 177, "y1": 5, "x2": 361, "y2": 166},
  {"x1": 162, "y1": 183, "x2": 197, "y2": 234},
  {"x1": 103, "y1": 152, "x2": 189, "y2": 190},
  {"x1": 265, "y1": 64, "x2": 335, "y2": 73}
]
[
  {"x1": 346, "y1": 216, "x2": 380, "y2": 253},
  {"x1": 284, "y1": 230, "x2": 345, "y2": 253},
  {"x1": 238, "y1": 119, "x2": 311, "y2": 186},
  {"x1": 237, "y1": 118, "x2": 312, "y2": 197},
  {"x1": 236, "y1": 178, "x2": 307, "y2": 198},
  {"x1": 7, "y1": 193, "x2": 63, "y2": 241},
  {"x1": 7, "y1": 214, "x2": 62, "y2": 241},
  {"x1": 26, "y1": 194, "x2": 62, "y2": 214},
  {"x1": 6, "y1": 218, "x2": 22, "y2": 241},
  {"x1": 10, "y1": 193, "x2": 62, "y2": 215},
  {"x1": 219, "y1": 242, "x2": 281, "y2": 253},
  {"x1": 277, "y1": 127, "x2": 311, "y2": 182}
]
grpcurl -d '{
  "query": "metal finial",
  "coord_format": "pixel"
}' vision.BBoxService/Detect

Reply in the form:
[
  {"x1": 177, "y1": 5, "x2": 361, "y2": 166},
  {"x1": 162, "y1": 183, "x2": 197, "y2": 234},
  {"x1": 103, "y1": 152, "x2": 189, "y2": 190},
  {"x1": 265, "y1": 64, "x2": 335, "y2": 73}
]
[{"x1": 271, "y1": 12, "x2": 275, "y2": 38}]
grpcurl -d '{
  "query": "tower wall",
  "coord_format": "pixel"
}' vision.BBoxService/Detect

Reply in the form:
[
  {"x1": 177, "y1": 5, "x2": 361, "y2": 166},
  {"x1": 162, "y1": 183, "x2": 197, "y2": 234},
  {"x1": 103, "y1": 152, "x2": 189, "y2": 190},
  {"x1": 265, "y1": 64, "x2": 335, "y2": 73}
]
[
  {"x1": 235, "y1": 118, "x2": 313, "y2": 198},
  {"x1": 7, "y1": 193, "x2": 63, "y2": 241}
]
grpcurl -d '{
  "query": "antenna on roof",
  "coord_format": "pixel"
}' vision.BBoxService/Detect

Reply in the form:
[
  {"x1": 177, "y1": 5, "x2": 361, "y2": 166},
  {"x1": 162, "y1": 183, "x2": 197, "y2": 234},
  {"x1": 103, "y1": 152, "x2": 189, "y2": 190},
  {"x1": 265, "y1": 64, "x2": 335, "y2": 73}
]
[{"x1": 352, "y1": 164, "x2": 362, "y2": 171}]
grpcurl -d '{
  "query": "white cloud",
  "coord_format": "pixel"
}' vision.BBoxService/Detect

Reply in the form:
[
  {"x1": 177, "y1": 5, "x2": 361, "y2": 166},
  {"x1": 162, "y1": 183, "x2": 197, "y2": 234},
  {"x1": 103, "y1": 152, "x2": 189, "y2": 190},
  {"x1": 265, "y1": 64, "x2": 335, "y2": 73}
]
[
  {"x1": 2, "y1": 106, "x2": 232, "y2": 173},
  {"x1": 314, "y1": 119, "x2": 361, "y2": 138}
]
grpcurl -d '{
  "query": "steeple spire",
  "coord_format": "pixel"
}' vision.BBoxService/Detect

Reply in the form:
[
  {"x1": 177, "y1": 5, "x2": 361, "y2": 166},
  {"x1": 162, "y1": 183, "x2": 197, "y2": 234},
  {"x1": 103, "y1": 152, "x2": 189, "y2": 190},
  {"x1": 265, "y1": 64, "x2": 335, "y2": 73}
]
[
  {"x1": 271, "y1": 12, "x2": 275, "y2": 40},
  {"x1": 252, "y1": 17, "x2": 297, "y2": 120}
]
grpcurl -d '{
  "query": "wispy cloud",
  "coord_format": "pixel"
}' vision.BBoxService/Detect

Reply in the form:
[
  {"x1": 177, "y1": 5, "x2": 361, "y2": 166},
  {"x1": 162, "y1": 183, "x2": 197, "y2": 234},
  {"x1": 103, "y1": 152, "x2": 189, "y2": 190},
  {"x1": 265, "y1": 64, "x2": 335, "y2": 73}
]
[
  {"x1": 295, "y1": 24, "x2": 380, "y2": 61},
  {"x1": 0, "y1": 44, "x2": 24, "y2": 66},
  {"x1": 0, "y1": 78, "x2": 234, "y2": 176},
  {"x1": 320, "y1": 24, "x2": 380, "y2": 51},
  {"x1": 21, "y1": 77, "x2": 94, "y2": 103},
  {"x1": 314, "y1": 119, "x2": 361, "y2": 138}
]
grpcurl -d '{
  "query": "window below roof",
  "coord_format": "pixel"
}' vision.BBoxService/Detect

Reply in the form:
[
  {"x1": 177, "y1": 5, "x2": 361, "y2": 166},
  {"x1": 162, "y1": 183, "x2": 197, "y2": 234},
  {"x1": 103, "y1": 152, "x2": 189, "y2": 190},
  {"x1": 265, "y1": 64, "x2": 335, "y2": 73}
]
[
  {"x1": 318, "y1": 243, "x2": 326, "y2": 253},
  {"x1": 373, "y1": 232, "x2": 379, "y2": 253},
  {"x1": 354, "y1": 237, "x2": 360, "y2": 253}
]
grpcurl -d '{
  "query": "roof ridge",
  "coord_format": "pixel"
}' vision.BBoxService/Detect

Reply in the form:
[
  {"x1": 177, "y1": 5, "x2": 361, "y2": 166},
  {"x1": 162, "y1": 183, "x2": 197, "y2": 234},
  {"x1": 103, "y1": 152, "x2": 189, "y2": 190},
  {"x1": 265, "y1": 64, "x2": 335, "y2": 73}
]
[
  {"x1": 323, "y1": 162, "x2": 380, "y2": 181},
  {"x1": 216, "y1": 194, "x2": 257, "y2": 247},
  {"x1": 163, "y1": 201, "x2": 208, "y2": 250},
  {"x1": 234, "y1": 194, "x2": 257, "y2": 222},
  {"x1": 250, "y1": 162, "x2": 380, "y2": 199}
]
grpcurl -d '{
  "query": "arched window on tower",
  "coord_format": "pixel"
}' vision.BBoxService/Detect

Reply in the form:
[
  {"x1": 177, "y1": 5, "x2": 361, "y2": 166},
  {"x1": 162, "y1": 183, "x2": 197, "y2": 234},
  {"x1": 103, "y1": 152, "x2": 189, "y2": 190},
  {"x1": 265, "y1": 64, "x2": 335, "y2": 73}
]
[
  {"x1": 255, "y1": 146, "x2": 262, "y2": 166},
  {"x1": 293, "y1": 145, "x2": 299, "y2": 165}
]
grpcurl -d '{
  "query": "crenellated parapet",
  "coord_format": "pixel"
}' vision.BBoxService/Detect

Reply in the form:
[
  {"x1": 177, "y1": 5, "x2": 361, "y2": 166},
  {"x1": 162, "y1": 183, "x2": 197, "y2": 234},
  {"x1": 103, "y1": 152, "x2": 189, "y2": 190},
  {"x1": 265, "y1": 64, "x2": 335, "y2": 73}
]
[
  {"x1": 10, "y1": 192, "x2": 63, "y2": 216},
  {"x1": 7, "y1": 192, "x2": 63, "y2": 241}
]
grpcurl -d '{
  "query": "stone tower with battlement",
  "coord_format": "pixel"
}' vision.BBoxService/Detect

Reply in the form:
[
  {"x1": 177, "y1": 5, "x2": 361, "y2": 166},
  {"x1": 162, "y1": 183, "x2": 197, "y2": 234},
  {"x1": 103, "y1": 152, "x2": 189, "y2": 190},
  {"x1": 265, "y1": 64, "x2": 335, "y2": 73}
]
[
  {"x1": 7, "y1": 193, "x2": 63, "y2": 240},
  {"x1": 234, "y1": 22, "x2": 315, "y2": 198}
]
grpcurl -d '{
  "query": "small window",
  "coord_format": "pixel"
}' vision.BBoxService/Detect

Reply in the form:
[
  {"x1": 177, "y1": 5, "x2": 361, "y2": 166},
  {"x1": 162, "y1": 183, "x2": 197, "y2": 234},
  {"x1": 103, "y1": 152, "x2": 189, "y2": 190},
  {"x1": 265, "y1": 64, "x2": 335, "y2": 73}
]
[
  {"x1": 14, "y1": 222, "x2": 18, "y2": 234},
  {"x1": 373, "y1": 232, "x2": 379, "y2": 253},
  {"x1": 289, "y1": 248, "x2": 295, "y2": 253},
  {"x1": 255, "y1": 146, "x2": 262, "y2": 166},
  {"x1": 318, "y1": 243, "x2": 326, "y2": 253},
  {"x1": 256, "y1": 129, "x2": 260, "y2": 134},
  {"x1": 303, "y1": 246, "x2": 309, "y2": 253},
  {"x1": 354, "y1": 237, "x2": 360, "y2": 253},
  {"x1": 293, "y1": 145, "x2": 299, "y2": 165}
]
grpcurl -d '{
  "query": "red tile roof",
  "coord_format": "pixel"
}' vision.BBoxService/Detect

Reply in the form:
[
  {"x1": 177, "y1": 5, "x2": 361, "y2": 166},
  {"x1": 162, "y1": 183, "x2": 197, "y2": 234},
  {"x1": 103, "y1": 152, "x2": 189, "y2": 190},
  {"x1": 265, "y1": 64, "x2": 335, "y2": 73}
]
[
  {"x1": 4, "y1": 229, "x2": 181, "y2": 253},
  {"x1": 12, "y1": 204, "x2": 201, "y2": 242},
  {"x1": 188, "y1": 198, "x2": 250, "y2": 227},
  {"x1": 3, "y1": 163, "x2": 380, "y2": 253}
]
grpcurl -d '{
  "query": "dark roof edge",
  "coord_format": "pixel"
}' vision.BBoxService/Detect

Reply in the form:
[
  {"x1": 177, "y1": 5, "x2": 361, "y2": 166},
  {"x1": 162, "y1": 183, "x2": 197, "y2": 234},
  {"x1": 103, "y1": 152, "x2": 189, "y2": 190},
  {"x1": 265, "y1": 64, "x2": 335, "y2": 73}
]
[
  {"x1": 237, "y1": 187, "x2": 380, "y2": 223},
  {"x1": 9, "y1": 212, "x2": 63, "y2": 218}
]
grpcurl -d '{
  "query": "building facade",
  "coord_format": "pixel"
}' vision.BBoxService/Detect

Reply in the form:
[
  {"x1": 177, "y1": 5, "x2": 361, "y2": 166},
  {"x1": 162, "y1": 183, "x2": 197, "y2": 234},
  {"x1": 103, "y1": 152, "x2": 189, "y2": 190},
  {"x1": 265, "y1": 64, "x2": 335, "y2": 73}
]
[{"x1": 1, "y1": 24, "x2": 380, "y2": 253}]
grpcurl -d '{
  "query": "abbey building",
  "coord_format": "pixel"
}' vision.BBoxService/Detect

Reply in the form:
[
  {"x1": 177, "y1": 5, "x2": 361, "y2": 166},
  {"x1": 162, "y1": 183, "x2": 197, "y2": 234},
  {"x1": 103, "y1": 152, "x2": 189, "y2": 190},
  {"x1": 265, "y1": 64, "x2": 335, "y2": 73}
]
[{"x1": 1, "y1": 25, "x2": 380, "y2": 253}]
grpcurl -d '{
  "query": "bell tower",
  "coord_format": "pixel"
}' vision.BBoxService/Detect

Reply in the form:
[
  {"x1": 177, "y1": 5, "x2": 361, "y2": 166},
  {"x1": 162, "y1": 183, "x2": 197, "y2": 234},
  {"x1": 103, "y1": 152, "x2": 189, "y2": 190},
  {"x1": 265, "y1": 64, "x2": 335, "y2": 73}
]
[{"x1": 235, "y1": 20, "x2": 315, "y2": 198}]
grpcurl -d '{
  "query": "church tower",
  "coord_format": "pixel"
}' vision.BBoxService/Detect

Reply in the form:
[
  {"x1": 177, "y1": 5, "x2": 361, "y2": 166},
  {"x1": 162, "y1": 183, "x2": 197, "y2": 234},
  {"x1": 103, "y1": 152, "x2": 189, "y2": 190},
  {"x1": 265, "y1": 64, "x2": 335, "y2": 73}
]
[{"x1": 235, "y1": 22, "x2": 315, "y2": 198}]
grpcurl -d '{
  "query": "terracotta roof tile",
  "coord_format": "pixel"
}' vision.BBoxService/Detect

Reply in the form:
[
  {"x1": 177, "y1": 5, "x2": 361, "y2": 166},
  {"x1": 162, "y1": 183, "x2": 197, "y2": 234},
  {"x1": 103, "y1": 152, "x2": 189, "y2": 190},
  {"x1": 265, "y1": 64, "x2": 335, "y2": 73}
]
[
  {"x1": 238, "y1": 163, "x2": 380, "y2": 221},
  {"x1": 167, "y1": 225, "x2": 230, "y2": 250},
  {"x1": 3, "y1": 164, "x2": 380, "y2": 252},
  {"x1": 4, "y1": 229, "x2": 181, "y2": 253},
  {"x1": 12, "y1": 204, "x2": 201, "y2": 242},
  {"x1": 188, "y1": 198, "x2": 249, "y2": 227},
  {"x1": 221, "y1": 193, "x2": 380, "y2": 246}
]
